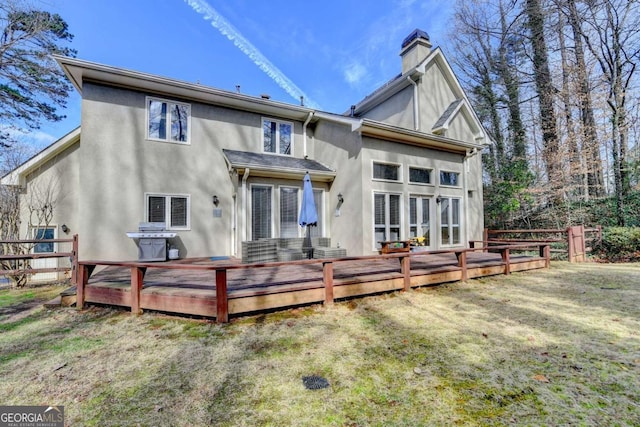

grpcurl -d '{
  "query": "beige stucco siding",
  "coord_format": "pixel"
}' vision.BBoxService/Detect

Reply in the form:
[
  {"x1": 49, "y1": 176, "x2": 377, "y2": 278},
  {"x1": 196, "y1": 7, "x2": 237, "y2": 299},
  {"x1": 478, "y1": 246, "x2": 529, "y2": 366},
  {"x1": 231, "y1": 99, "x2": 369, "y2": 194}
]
[
  {"x1": 419, "y1": 61, "x2": 457, "y2": 133},
  {"x1": 78, "y1": 82, "x2": 308, "y2": 260},
  {"x1": 446, "y1": 111, "x2": 477, "y2": 143},
  {"x1": 360, "y1": 85, "x2": 415, "y2": 129},
  {"x1": 21, "y1": 142, "x2": 80, "y2": 241}
]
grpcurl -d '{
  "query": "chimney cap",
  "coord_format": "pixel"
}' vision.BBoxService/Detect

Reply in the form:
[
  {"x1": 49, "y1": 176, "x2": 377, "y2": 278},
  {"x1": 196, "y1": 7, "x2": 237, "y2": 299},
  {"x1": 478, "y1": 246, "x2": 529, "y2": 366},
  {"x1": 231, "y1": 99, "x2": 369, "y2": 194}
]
[
  {"x1": 401, "y1": 29, "x2": 430, "y2": 49},
  {"x1": 260, "y1": 94, "x2": 271, "y2": 99}
]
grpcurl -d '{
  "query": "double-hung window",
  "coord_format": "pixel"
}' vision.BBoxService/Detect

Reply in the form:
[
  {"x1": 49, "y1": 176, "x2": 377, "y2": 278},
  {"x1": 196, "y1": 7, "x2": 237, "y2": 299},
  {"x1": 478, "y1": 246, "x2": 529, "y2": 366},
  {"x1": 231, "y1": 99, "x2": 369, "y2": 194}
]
[
  {"x1": 374, "y1": 192, "x2": 401, "y2": 247},
  {"x1": 147, "y1": 97, "x2": 190, "y2": 143},
  {"x1": 146, "y1": 194, "x2": 190, "y2": 230},
  {"x1": 263, "y1": 118, "x2": 293, "y2": 155},
  {"x1": 440, "y1": 197, "x2": 461, "y2": 245}
]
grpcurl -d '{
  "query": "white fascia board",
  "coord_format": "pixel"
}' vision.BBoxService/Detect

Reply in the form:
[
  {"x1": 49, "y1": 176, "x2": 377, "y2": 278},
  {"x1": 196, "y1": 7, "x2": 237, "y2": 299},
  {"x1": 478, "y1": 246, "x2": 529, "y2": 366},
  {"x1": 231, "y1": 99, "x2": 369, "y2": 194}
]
[{"x1": 0, "y1": 126, "x2": 81, "y2": 187}]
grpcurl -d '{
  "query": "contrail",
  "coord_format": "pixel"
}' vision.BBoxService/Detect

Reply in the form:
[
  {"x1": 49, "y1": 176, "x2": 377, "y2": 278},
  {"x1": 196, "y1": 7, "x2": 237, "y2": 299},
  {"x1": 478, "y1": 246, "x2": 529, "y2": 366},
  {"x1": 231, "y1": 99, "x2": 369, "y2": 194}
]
[{"x1": 183, "y1": 0, "x2": 321, "y2": 109}]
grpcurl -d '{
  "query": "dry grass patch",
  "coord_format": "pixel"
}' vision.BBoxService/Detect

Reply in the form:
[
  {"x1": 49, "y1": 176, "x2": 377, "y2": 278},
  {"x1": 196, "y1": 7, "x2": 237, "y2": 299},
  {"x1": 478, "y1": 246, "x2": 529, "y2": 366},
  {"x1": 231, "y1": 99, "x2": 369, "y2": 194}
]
[{"x1": 0, "y1": 262, "x2": 638, "y2": 426}]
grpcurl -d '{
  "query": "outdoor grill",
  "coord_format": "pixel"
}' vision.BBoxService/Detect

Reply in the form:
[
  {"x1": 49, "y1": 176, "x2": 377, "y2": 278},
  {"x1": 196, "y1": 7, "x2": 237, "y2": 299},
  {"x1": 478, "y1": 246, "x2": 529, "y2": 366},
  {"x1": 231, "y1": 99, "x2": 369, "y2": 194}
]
[{"x1": 126, "y1": 222, "x2": 177, "y2": 261}]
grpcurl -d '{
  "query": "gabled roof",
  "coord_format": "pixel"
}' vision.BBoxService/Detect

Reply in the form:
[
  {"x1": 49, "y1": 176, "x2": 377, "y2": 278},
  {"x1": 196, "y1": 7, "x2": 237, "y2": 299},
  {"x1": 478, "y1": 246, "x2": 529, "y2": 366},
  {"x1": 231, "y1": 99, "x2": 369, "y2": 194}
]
[
  {"x1": 222, "y1": 149, "x2": 336, "y2": 182},
  {"x1": 351, "y1": 47, "x2": 489, "y2": 145},
  {"x1": 0, "y1": 126, "x2": 81, "y2": 186}
]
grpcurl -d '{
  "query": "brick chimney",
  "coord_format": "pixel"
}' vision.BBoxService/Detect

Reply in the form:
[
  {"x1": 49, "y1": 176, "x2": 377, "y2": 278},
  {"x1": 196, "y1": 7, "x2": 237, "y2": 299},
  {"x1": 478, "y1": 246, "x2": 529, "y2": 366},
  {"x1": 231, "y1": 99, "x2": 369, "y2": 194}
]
[{"x1": 400, "y1": 29, "x2": 432, "y2": 74}]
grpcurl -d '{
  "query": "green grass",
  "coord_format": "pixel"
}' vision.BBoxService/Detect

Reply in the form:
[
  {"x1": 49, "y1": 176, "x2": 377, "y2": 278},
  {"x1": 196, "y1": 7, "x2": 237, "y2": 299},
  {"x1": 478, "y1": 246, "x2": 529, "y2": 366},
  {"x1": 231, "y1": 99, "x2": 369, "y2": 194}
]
[{"x1": 0, "y1": 262, "x2": 639, "y2": 426}]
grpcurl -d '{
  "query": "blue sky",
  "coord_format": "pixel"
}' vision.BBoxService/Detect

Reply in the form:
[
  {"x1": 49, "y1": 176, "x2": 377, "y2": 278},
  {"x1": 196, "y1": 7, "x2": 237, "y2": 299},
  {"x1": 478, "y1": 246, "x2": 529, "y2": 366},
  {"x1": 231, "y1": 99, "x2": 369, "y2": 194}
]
[{"x1": 33, "y1": 0, "x2": 454, "y2": 147}]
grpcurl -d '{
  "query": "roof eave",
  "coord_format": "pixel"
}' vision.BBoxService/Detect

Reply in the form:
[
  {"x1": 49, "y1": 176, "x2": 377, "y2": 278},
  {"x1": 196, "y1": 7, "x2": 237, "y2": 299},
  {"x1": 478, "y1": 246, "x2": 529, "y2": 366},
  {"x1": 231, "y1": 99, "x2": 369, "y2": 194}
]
[
  {"x1": 0, "y1": 126, "x2": 81, "y2": 186},
  {"x1": 353, "y1": 119, "x2": 485, "y2": 154}
]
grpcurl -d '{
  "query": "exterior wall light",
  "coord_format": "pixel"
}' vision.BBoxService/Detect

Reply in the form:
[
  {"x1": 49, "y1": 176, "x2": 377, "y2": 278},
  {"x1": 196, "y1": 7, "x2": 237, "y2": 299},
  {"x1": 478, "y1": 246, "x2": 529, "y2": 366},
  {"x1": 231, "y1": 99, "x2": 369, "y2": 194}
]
[
  {"x1": 213, "y1": 195, "x2": 219, "y2": 206},
  {"x1": 61, "y1": 224, "x2": 69, "y2": 233},
  {"x1": 337, "y1": 193, "x2": 344, "y2": 204},
  {"x1": 436, "y1": 195, "x2": 442, "y2": 204}
]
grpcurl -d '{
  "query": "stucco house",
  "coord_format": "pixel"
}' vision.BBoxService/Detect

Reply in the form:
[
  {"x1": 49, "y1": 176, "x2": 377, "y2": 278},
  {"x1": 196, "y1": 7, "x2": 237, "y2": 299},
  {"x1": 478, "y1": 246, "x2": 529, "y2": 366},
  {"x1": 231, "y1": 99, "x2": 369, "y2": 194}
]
[{"x1": 2, "y1": 29, "x2": 489, "y2": 266}]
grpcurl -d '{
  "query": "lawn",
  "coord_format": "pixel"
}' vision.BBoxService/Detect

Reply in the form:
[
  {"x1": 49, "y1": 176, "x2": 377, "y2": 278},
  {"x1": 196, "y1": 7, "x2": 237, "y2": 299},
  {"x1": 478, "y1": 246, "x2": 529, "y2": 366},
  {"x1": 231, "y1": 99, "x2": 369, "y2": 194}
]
[{"x1": 0, "y1": 262, "x2": 639, "y2": 426}]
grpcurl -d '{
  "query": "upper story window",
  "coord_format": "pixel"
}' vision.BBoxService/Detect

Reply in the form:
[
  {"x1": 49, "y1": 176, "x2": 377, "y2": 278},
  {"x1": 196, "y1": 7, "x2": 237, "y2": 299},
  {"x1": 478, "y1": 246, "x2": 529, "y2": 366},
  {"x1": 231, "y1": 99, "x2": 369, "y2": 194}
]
[
  {"x1": 439, "y1": 171, "x2": 460, "y2": 187},
  {"x1": 373, "y1": 162, "x2": 401, "y2": 182},
  {"x1": 263, "y1": 118, "x2": 292, "y2": 155},
  {"x1": 409, "y1": 167, "x2": 432, "y2": 184},
  {"x1": 147, "y1": 97, "x2": 190, "y2": 143}
]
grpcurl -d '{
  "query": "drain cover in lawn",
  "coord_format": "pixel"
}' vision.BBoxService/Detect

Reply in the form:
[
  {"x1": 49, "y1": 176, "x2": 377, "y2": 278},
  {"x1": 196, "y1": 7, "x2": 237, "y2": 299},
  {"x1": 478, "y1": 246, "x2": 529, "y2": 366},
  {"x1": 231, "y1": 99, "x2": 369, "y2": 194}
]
[{"x1": 302, "y1": 375, "x2": 330, "y2": 390}]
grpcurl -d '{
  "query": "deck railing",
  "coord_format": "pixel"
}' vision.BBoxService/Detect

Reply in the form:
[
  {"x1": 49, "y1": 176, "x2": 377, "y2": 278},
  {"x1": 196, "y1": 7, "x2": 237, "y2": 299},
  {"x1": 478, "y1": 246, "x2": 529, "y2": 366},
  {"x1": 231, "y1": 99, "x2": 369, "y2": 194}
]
[{"x1": 76, "y1": 242, "x2": 550, "y2": 323}]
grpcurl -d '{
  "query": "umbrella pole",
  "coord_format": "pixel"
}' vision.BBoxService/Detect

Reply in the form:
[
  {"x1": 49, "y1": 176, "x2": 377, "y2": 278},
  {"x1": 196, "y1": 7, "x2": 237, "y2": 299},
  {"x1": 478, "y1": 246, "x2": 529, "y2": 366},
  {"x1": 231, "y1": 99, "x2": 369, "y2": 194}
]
[{"x1": 304, "y1": 226, "x2": 313, "y2": 259}]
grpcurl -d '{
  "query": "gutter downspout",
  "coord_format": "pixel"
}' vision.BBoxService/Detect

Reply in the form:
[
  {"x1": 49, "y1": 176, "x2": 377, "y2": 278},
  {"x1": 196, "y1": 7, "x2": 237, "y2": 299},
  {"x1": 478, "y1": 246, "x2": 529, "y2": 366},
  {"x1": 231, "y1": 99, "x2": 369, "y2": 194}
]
[
  {"x1": 462, "y1": 148, "x2": 478, "y2": 247},
  {"x1": 406, "y1": 76, "x2": 420, "y2": 131},
  {"x1": 241, "y1": 168, "x2": 250, "y2": 244},
  {"x1": 303, "y1": 112, "x2": 314, "y2": 157}
]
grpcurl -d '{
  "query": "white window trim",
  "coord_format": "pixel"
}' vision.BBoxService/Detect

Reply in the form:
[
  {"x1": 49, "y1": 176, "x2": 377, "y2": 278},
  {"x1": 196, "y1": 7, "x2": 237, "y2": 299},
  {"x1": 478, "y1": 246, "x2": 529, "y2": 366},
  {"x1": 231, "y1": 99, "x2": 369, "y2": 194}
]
[
  {"x1": 262, "y1": 117, "x2": 294, "y2": 156},
  {"x1": 372, "y1": 160, "x2": 403, "y2": 183},
  {"x1": 408, "y1": 165, "x2": 434, "y2": 186},
  {"x1": 438, "y1": 169, "x2": 461, "y2": 188},
  {"x1": 372, "y1": 191, "x2": 404, "y2": 250},
  {"x1": 249, "y1": 184, "x2": 275, "y2": 239},
  {"x1": 146, "y1": 96, "x2": 191, "y2": 145},
  {"x1": 144, "y1": 192, "x2": 191, "y2": 231}
]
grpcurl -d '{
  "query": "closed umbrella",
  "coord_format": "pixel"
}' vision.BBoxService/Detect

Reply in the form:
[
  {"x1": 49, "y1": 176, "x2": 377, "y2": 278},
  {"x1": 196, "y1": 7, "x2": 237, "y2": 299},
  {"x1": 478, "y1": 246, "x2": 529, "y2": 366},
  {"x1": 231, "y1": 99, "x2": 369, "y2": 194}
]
[{"x1": 299, "y1": 172, "x2": 318, "y2": 258}]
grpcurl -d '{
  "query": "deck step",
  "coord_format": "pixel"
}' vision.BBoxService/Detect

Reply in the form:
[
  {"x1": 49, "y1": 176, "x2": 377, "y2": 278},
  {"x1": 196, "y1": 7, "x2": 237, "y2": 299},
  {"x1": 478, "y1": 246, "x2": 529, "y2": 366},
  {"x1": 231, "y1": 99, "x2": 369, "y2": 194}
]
[{"x1": 43, "y1": 296, "x2": 62, "y2": 308}]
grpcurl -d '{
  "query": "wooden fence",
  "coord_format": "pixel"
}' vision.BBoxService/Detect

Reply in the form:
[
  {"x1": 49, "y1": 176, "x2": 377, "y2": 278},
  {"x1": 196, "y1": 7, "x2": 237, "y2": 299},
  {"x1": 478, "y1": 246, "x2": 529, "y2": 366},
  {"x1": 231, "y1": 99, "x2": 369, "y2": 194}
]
[
  {"x1": 481, "y1": 226, "x2": 602, "y2": 262},
  {"x1": 0, "y1": 235, "x2": 78, "y2": 282}
]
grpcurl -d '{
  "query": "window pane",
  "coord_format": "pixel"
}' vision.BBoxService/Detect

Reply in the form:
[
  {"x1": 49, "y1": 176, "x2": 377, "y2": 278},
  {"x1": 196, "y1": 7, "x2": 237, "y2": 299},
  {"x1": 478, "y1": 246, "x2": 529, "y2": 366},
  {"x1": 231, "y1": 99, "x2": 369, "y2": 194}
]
[
  {"x1": 373, "y1": 163, "x2": 399, "y2": 181},
  {"x1": 280, "y1": 187, "x2": 298, "y2": 238},
  {"x1": 389, "y1": 194, "x2": 400, "y2": 226},
  {"x1": 170, "y1": 197, "x2": 188, "y2": 227},
  {"x1": 375, "y1": 227, "x2": 386, "y2": 245},
  {"x1": 149, "y1": 100, "x2": 167, "y2": 139},
  {"x1": 252, "y1": 186, "x2": 272, "y2": 239},
  {"x1": 311, "y1": 190, "x2": 323, "y2": 238},
  {"x1": 440, "y1": 198, "x2": 449, "y2": 224},
  {"x1": 263, "y1": 120, "x2": 276, "y2": 153},
  {"x1": 409, "y1": 167, "x2": 431, "y2": 184},
  {"x1": 452, "y1": 199, "x2": 460, "y2": 225},
  {"x1": 148, "y1": 196, "x2": 166, "y2": 223},
  {"x1": 440, "y1": 171, "x2": 459, "y2": 186},
  {"x1": 409, "y1": 198, "x2": 417, "y2": 224},
  {"x1": 279, "y1": 123, "x2": 292, "y2": 154},
  {"x1": 170, "y1": 104, "x2": 189, "y2": 142},
  {"x1": 33, "y1": 228, "x2": 54, "y2": 253},
  {"x1": 421, "y1": 198, "x2": 430, "y2": 246},
  {"x1": 374, "y1": 194, "x2": 386, "y2": 225},
  {"x1": 453, "y1": 226, "x2": 460, "y2": 244}
]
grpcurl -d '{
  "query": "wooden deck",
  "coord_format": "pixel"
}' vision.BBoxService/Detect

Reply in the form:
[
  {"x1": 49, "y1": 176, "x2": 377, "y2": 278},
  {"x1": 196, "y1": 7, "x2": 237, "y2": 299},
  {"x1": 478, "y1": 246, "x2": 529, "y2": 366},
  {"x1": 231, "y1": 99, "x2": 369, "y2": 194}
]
[{"x1": 76, "y1": 244, "x2": 550, "y2": 322}]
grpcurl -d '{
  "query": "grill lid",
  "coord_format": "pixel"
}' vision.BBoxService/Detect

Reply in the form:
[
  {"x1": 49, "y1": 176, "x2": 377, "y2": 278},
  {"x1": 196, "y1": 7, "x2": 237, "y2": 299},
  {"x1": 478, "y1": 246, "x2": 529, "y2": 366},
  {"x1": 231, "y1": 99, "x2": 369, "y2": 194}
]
[{"x1": 138, "y1": 222, "x2": 166, "y2": 232}]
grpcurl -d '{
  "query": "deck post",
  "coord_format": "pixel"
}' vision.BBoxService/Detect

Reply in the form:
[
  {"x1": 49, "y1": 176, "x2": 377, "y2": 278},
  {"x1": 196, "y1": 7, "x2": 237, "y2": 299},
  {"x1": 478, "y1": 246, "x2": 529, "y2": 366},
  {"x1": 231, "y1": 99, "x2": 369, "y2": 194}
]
[
  {"x1": 130, "y1": 266, "x2": 145, "y2": 315},
  {"x1": 76, "y1": 263, "x2": 94, "y2": 310},
  {"x1": 323, "y1": 261, "x2": 334, "y2": 305},
  {"x1": 483, "y1": 229, "x2": 489, "y2": 252},
  {"x1": 216, "y1": 268, "x2": 229, "y2": 323},
  {"x1": 400, "y1": 255, "x2": 411, "y2": 291},
  {"x1": 456, "y1": 251, "x2": 468, "y2": 281},
  {"x1": 501, "y1": 248, "x2": 511, "y2": 275},
  {"x1": 71, "y1": 234, "x2": 78, "y2": 285}
]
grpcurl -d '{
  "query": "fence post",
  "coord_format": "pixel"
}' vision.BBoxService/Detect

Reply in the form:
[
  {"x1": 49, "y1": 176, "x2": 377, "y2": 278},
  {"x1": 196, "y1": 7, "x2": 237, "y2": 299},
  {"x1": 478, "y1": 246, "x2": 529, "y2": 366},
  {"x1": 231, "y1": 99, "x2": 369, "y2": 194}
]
[
  {"x1": 130, "y1": 266, "x2": 145, "y2": 315},
  {"x1": 401, "y1": 255, "x2": 411, "y2": 291},
  {"x1": 323, "y1": 261, "x2": 334, "y2": 304},
  {"x1": 567, "y1": 226, "x2": 575, "y2": 263},
  {"x1": 483, "y1": 229, "x2": 489, "y2": 252},
  {"x1": 216, "y1": 268, "x2": 229, "y2": 323}
]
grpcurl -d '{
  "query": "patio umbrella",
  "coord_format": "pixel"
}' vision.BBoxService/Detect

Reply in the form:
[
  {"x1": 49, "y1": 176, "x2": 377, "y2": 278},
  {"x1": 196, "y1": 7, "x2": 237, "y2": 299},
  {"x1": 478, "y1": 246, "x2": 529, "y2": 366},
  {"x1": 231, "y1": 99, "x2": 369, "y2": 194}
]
[{"x1": 299, "y1": 172, "x2": 318, "y2": 258}]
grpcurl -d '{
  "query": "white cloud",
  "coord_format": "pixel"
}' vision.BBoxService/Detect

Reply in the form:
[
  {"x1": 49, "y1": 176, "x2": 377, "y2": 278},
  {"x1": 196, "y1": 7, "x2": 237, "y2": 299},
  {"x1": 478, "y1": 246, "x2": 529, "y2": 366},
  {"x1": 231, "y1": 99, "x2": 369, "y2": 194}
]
[
  {"x1": 344, "y1": 62, "x2": 367, "y2": 86},
  {"x1": 0, "y1": 125, "x2": 56, "y2": 148}
]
